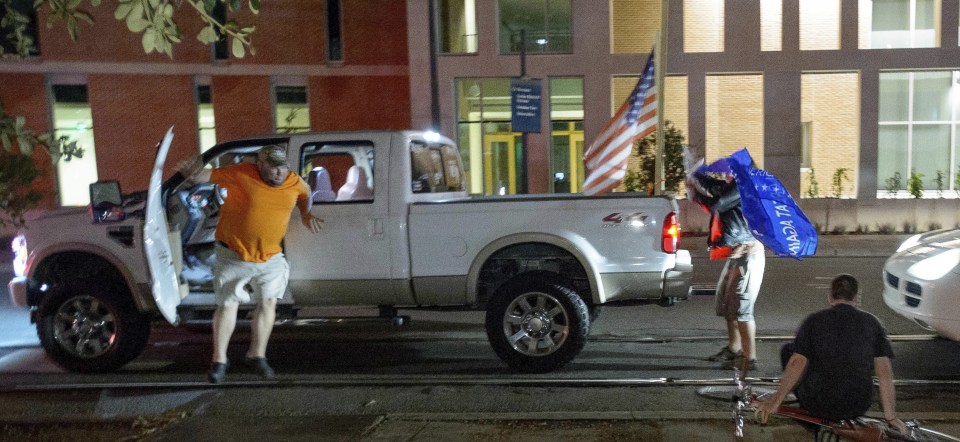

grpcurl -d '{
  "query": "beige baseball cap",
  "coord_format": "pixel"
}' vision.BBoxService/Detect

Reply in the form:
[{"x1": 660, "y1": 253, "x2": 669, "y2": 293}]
[{"x1": 258, "y1": 144, "x2": 287, "y2": 167}]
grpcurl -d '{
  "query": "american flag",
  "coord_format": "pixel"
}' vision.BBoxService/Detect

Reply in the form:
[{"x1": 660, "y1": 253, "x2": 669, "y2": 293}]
[{"x1": 582, "y1": 52, "x2": 657, "y2": 196}]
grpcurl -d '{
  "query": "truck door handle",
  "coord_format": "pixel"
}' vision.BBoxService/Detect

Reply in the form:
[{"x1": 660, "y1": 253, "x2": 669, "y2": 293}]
[{"x1": 367, "y1": 218, "x2": 384, "y2": 240}]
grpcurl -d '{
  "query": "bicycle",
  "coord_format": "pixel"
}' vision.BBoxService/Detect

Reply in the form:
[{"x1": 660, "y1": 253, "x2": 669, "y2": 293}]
[{"x1": 697, "y1": 367, "x2": 960, "y2": 442}]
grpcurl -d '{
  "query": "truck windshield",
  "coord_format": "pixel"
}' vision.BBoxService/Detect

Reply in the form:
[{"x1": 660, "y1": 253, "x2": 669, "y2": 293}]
[{"x1": 411, "y1": 141, "x2": 465, "y2": 193}]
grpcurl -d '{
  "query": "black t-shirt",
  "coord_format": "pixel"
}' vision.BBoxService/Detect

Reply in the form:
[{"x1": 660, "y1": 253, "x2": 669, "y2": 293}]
[{"x1": 793, "y1": 303, "x2": 894, "y2": 420}]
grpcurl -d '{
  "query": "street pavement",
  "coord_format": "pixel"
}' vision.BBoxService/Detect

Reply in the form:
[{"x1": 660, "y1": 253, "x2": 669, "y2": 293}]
[{"x1": 3, "y1": 233, "x2": 960, "y2": 441}]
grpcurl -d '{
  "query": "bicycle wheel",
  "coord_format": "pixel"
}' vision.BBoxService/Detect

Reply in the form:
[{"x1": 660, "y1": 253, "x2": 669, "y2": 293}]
[
  {"x1": 881, "y1": 420, "x2": 960, "y2": 442},
  {"x1": 905, "y1": 423, "x2": 960, "y2": 442}
]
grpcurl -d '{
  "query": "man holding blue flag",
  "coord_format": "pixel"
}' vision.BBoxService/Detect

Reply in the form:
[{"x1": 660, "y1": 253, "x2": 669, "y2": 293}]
[{"x1": 687, "y1": 167, "x2": 766, "y2": 372}]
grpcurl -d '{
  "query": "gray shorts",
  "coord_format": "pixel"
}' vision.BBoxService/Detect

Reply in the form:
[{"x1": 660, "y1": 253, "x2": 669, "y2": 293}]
[
  {"x1": 213, "y1": 243, "x2": 290, "y2": 306},
  {"x1": 714, "y1": 249, "x2": 765, "y2": 322}
]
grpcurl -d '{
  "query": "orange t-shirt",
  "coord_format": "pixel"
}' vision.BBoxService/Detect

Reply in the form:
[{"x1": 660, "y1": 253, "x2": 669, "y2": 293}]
[{"x1": 210, "y1": 163, "x2": 310, "y2": 262}]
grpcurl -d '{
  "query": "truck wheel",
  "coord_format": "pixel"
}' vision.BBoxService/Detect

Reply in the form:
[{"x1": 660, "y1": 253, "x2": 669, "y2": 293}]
[
  {"x1": 37, "y1": 283, "x2": 151, "y2": 373},
  {"x1": 485, "y1": 276, "x2": 589, "y2": 373}
]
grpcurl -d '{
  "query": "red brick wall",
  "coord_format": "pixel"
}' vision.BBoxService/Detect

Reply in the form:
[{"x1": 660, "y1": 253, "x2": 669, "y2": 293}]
[
  {"x1": 88, "y1": 75, "x2": 198, "y2": 191},
  {"x1": 211, "y1": 76, "x2": 273, "y2": 140},
  {"x1": 37, "y1": 3, "x2": 209, "y2": 63},
  {"x1": 0, "y1": 74, "x2": 57, "y2": 209},
  {"x1": 230, "y1": 0, "x2": 326, "y2": 65},
  {"x1": 342, "y1": 0, "x2": 408, "y2": 65},
  {"x1": 309, "y1": 76, "x2": 410, "y2": 131}
]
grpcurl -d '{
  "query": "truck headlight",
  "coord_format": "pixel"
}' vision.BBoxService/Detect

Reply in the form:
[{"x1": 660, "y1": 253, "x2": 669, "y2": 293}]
[{"x1": 11, "y1": 234, "x2": 27, "y2": 277}]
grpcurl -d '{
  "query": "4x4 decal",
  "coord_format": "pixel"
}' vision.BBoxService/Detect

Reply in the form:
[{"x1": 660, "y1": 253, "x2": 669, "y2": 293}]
[{"x1": 602, "y1": 212, "x2": 649, "y2": 226}]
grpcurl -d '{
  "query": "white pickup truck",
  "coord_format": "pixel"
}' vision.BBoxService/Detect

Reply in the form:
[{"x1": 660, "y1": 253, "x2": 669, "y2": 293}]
[{"x1": 8, "y1": 129, "x2": 692, "y2": 374}]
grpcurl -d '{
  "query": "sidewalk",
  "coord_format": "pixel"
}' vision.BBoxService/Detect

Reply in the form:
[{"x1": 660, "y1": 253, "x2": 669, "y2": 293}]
[{"x1": 683, "y1": 232, "x2": 912, "y2": 259}]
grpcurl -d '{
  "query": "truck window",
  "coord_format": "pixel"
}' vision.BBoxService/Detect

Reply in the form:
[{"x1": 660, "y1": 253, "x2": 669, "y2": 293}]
[
  {"x1": 411, "y1": 142, "x2": 465, "y2": 193},
  {"x1": 299, "y1": 141, "x2": 375, "y2": 203}
]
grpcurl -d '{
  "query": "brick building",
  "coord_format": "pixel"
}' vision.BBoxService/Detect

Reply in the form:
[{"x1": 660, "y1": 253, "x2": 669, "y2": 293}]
[
  {"x1": 4, "y1": 0, "x2": 960, "y2": 232},
  {"x1": 0, "y1": 0, "x2": 409, "y2": 207}
]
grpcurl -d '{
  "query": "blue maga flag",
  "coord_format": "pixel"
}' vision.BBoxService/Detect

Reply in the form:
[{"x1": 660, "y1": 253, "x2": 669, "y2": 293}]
[{"x1": 725, "y1": 148, "x2": 818, "y2": 260}]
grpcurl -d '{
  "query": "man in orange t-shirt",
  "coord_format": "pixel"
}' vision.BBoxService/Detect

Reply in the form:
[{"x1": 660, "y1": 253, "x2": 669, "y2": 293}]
[{"x1": 180, "y1": 144, "x2": 323, "y2": 383}]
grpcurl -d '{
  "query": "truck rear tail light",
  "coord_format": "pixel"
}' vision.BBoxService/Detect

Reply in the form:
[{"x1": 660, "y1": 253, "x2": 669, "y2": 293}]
[{"x1": 662, "y1": 212, "x2": 679, "y2": 254}]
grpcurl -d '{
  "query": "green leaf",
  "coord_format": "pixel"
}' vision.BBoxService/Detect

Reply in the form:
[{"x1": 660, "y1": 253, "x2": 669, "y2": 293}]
[
  {"x1": 91, "y1": 0, "x2": 102, "y2": 6},
  {"x1": 201, "y1": 0, "x2": 216, "y2": 13},
  {"x1": 142, "y1": 29, "x2": 156, "y2": 53},
  {"x1": 231, "y1": 36, "x2": 244, "y2": 58},
  {"x1": 75, "y1": 10, "x2": 94, "y2": 24},
  {"x1": 248, "y1": 0, "x2": 259, "y2": 14},
  {"x1": 1, "y1": 133, "x2": 11, "y2": 152},
  {"x1": 67, "y1": 18, "x2": 79, "y2": 41},
  {"x1": 230, "y1": 0, "x2": 240, "y2": 11},
  {"x1": 15, "y1": 116, "x2": 24, "y2": 130},
  {"x1": 196, "y1": 26, "x2": 217, "y2": 44},
  {"x1": 114, "y1": 1, "x2": 134, "y2": 20},
  {"x1": 68, "y1": 0, "x2": 82, "y2": 9},
  {"x1": 17, "y1": 135, "x2": 33, "y2": 155},
  {"x1": 149, "y1": 0, "x2": 160, "y2": 8},
  {"x1": 127, "y1": 16, "x2": 149, "y2": 33}
]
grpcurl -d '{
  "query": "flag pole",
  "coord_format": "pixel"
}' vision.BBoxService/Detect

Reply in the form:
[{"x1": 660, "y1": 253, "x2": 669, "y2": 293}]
[{"x1": 653, "y1": 0, "x2": 668, "y2": 195}]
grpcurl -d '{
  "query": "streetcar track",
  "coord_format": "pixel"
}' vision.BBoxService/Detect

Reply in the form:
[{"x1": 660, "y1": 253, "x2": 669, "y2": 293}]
[{"x1": 3, "y1": 376, "x2": 959, "y2": 393}]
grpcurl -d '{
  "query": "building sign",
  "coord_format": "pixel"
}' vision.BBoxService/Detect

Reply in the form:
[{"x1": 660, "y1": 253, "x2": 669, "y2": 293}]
[{"x1": 511, "y1": 78, "x2": 542, "y2": 133}]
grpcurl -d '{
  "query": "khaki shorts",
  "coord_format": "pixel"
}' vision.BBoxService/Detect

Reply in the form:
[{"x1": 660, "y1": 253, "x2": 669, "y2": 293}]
[
  {"x1": 714, "y1": 248, "x2": 765, "y2": 322},
  {"x1": 213, "y1": 243, "x2": 290, "y2": 306}
]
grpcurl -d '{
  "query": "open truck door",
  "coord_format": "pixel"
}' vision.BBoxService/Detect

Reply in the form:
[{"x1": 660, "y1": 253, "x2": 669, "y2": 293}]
[{"x1": 143, "y1": 127, "x2": 181, "y2": 324}]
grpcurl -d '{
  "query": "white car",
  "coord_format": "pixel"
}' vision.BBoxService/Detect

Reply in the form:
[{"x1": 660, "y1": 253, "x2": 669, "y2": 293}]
[{"x1": 883, "y1": 229, "x2": 960, "y2": 340}]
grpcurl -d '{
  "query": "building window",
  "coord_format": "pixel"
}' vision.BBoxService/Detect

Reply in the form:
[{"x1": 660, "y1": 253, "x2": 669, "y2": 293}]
[
  {"x1": 878, "y1": 71, "x2": 958, "y2": 196},
  {"x1": 438, "y1": 0, "x2": 477, "y2": 54},
  {"x1": 760, "y1": 0, "x2": 782, "y2": 51},
  {"x1": 51, "y1": 84, "x2": 98, "y2": 206},
  {"x1": 274, "y1": 86, "x2": 310, "y2": 133},
  {"x1": 683, "y1": 0, "x2": 723, "y2": 53},
  {"x1": 196, "y1": 85, "x2": 216, "y2": 153},
  {"x1": 455, "y1": 79, "x2": 525, "y2": 195},
  {"x1": 0, "y1": 0, "x2": 39, "y2": 56},
  {"x1": 548, "y1": 78, "x2": 583, "y2": 193},
  {"x1": 611, "y1": 0, "x2": 660, "y2": 54},
  {"x1": 860, "y1": 0, "x2": 939, "y2": 49},
  {"x1": 211, "y1": 1, "x2": 228, "y2": 60},
  {"x1": 498, "y1": 0, "x2": 571, "y2": 55},
  {"x1": 705, "y1": 75, "x2": 764, "y2": 165},
  {"x1": 800, "y1": 0, "x2": 840, "y2": 50},
  {"x1": 326, "y1": 0, "x2": 343, "y2": 62},
  {"x1": 801, "y1": 73, "x2": 860, "y2": 198}
]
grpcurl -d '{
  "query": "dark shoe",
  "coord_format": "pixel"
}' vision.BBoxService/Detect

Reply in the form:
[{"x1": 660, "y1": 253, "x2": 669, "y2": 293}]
[
  {"x1": 244, "y1": 356, "x2": 275, "y2": 379},
  {"x1": 706, "y1": 346, "x2": 740, "y2": 362},
  {"x1": 208, "y1": 361, "x2": 228, "y2": 384},
  {"x1": 721, "y1": 356, "x2": 758, "y2": 371}
]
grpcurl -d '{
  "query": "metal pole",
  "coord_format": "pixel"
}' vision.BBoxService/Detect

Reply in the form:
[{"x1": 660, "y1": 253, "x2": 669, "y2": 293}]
[
  {"x1": 519, "y1": 29, "x2": 529, "y2": 194},
  {"x1": 427, "y1": 0, "x2": 442, "y2": 131},
  {"x1": 653, "y1": 0, "x2": 669, "y2": 195}
]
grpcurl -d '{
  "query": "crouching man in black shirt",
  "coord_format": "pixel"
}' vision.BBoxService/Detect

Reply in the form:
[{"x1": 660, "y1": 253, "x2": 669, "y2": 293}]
[{"x1": 756, "y1": 274, "x2": 908, "y2": 435}]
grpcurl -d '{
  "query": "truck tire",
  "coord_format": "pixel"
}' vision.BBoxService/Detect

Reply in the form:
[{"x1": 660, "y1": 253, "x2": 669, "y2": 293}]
[
  {"x1": 485, "y1": 276, "x2": 590, "y2": 373},
  {"x1": 37, "y1": 282, "x2": 151, "y2": 373}
]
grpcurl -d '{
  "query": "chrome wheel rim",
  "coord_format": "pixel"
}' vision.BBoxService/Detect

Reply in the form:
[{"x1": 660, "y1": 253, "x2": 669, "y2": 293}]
[
  {"x1": 502, "y1": 291, "x2": 569, "y2": 356},
  {"x1": 53, "y1": 295, "x2": 117, "y2": 358}
]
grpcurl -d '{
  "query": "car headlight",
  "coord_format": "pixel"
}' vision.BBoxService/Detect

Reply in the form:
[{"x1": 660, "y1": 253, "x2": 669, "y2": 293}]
[
  {"x1": 897, "y1": 234, "x2": 922, "y2": 253},
  {"x1": 907, "y1": 248, "x2": 960, "y2": 280},
  {"x1": 11, "y1": 234, "x2": 27, "y2": 278}
]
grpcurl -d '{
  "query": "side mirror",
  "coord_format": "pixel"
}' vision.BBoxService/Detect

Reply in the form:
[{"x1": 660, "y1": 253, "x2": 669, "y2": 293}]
[{"x1": 89, "y1": 180, "x2": 125, "y2": 224}]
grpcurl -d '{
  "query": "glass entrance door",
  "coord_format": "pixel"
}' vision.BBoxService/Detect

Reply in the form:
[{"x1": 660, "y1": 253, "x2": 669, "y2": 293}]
[
  {"x1": 551, "y1": 121, "x2": 584, "y2": 193},
  {"x1": 483, "y1": 132, "x2": 523, "y2": 195}
]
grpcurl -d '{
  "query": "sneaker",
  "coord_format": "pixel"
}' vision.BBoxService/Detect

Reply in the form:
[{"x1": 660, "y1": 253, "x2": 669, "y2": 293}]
[
  {"x1": 208, "y1": 361, "x2": 228, "y2": 384},
  {"x1": 721, "y1": 356, "x2": 758, "y2": 371},
  {"x1": 706, "y1": 346, "x2": 740, "y2": 362},
  {"x1": 244, "y1": 356, "x2": 275, "y2": 379}
]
